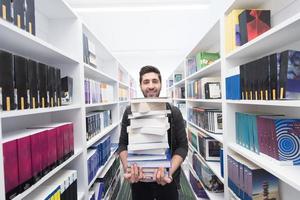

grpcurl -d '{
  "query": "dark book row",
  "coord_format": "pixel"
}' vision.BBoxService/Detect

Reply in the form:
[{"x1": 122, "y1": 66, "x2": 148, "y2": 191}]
[
  {"x1": 0, "y1": 50, "x2": 73, "y2": 111},
  {"x1": 188, "y1": 107, "x2": 223, "y2": 134},
  {"x1": 228, "y1": 154, "x2": 279, "y2": 200},
  {"x1": 226, "y1": 50, "x2": 300, "y2": 100},
  {"x1": 90, "y1": 158, "x2": 121, "y2": 200},
  {"x1": 23, "y1": 170, "x2": 78, "y2": 200},
  {"x1": 3, "y1": 122, "x2": 74, "y2": 200},
  {"x1": 84, "y1": 79, "x2": 114, "y2": 104},
  {"x1": 187, "y1": 77, "x2": 221, "y2": 100},
  {"x1": 192, "y1": 153, "x2": 224, "y2": 193},
  {"x1": 188, "y1": 127, "x2": 221, "y2": 162},
  {"x1": 86, "y1": 110, "x2": 112, "y2": 141},
  {"x1": 236, "y1": 112, "x2": 300, "y2": 165},
  {"x1": 87, "y1": 135, "x2": 112, "y2": 184},
  {"x1": 0, "y1": 0, "x2": 35, "y2": 35}
]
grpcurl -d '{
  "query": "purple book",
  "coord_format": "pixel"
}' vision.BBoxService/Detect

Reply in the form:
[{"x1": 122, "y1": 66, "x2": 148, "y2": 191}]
[
  {"x1": 3, "y1": 140, "x2": 19, "y2": 199},
  {"x1": 30, "y1": 132, "x2": 43, "y2": 181},
  {"x1": 17, "y1": 135, "x2": 32, "y2": 191}
]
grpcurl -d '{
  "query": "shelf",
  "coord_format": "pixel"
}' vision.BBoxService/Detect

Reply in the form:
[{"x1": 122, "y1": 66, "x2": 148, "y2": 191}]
[
  {"x1": 119, "y1": 100, "x2": 129, "y2": 104},
  {"x1": 187, "y1": 121, "x2": 223, "y2": 143},
  {"x1": 13, "y1": 149, "x2": 83, "y2": 200},
  {"x1": 226, "y1": 99, "x2": 300, "y2": 107},
  {"x1": 187, "y1": 99, "x2": 222, "y2": 104},
  {"x1": 173, "y1": 79, "x2": 185, "y2": 87},
  {"x1": 225, "y1": 12, "x2": 300, "y2": 61},
  {"x1": 173, "y1": 98, "x2": 186, "y2": 101},
  {"x1": 78, "y1": 192, "x2": 85, "y2": 200},
  {"x1": 85, "y1": 101, "x2": 118, "y2": 108},
  {"x1": 0, "y1": 20, "x2": 78, "y2": 65},
  {"x1": 228, "y1": 143, "x2": 300, "y2": 191},
  {"x1": 84, "y1": 64, "x2": 118, "y2": 83},
  {"x1": 224, "y1": 0, "x2": 266, "y2": 15},
  {"x1": 182, "y1": 164, "x2": 203, "y2": 200},
  {"x1": 187, "y1": 163, "x2": 224, "y2": 200},
  {"x1": 229, "y1": 189, "x2": 241, "y2": 200},
  {"x1": 186, "y1": 59, "x2": 221, "y2": 81},
  {"x1": 102, "y1": 170, "x2": 121, "y2": 200},
  {"x1": 88, "y1": 147, "x2": 118, "y2": 188},
  {"x1": 188, "y1": 143, "x2": 224, "y2": 183},
  {"x1": 119, "y1": 81, "x2": 129, "y2": 88},
  {"x1": 1, "y1": 104, "x2": 81, "y2": 119},
  {"x1": 87, "y1": 123, "x2": 119, "y2": 148}
]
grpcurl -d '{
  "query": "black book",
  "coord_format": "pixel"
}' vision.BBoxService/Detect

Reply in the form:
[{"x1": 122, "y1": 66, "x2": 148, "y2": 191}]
[
  {"x1": 239, "y1": 65, "x2": 245, "y2": 99},
  {"x1": 61, "y1": 76, "x2": 73, "y2": 105},
  {"x1": 269, "y1": 53, "x2": 280, "y2": 100},
  {"x1": 0, "y1": 50, "x2": 15, "y2": 111},
  {"x1": 27, "y1": 59, "x2": 38, "y2": 108},
  {"x1": 260, "y1": 56, "x2": 270, "y2": 100},
  {"x1": 204, "y1": 82, "x2": 221, "y2": 99},
  {"x1": 0, "y1": 0, "x2": 12, "y2": 21},
  {"x1": 47, "y1": 66, "x2": 55, "y2": 107},
  {"x1": 12, "y1": 0, "x2": 25, "y2": 29},
  {"x1": 55, "y1": 68, "x2": 61, "y2": 106},
  {"x1": 238, "y1": 10, "x2": 249, "y2": 45},
  {"x1": 244, "y1": 62, "x2": 250, "y2": 100},
  {"x1": 279, "y1": 50, "x2": 300, "y2": 99},
  {"x1": 38, "y1": 63, "x2": 48, "y2": 108},
  {"x1": 24, "y1": 0, "x2": 35, "y2": 35},
  {"x1": 14, "y1": 55, "x2": 29, "y2": 110}
]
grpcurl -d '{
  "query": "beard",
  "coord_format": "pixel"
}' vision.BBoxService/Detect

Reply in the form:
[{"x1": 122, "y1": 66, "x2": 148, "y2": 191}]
[{"x1": 142, "y1": 89, "x2": 161, "y2": 97}]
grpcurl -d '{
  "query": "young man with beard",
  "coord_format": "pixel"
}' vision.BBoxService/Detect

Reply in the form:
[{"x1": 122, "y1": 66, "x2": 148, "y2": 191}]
[{"x1": 118, "y1": 66, "x2": 188, "y2": 200}]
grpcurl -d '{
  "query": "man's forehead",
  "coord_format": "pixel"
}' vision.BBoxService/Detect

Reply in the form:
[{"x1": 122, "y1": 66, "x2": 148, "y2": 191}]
[{"x1": 142, "y1": 72, "x2": 159, "y2": 80}]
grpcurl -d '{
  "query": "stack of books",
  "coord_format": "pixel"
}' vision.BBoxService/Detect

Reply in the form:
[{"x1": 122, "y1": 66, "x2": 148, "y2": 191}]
[{"x1": 127, "y1": 98, "x2": 172, "y2": 180}]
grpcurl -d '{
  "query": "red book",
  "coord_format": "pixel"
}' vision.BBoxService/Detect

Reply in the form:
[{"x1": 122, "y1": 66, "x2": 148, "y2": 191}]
[
  {"x1": 17, "y1": 135, "x2": 32, "y2": 191},
  {"x1": 55, "y1": 125, "x2": 64, "y2": 164},
  {"x1": 47, "y1": 127, "x2": 58, "y2": 169},
  {"x1": 68, "y1": 123, "x2": 74, "y2": 156},
  {"x1": 39, "y1": 130, "x2": 49, "y2": 175},
  {"x1": 62, "y1": 124, "x2": 70, "y2": 159},
  {"x1": 3, "y1": 140, "x2": 19, "y2": 199},
  {"x1": 30, "y1": 131, "x2": 43, "y2": 182}
]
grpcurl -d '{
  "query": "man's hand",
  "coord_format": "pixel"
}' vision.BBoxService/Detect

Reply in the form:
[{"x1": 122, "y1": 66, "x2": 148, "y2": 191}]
[
  {"x1": 153, "y1": 167, "x2": 172, "y2": 186},
  {"x1": 124, "y1": 164, "x2": 145, "y2": 183}
]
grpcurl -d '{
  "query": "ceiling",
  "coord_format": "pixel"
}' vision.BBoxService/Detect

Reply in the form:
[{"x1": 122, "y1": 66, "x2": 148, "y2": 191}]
[{"x1": 66, "y1": 0, "x2": 215, "y2": 95}]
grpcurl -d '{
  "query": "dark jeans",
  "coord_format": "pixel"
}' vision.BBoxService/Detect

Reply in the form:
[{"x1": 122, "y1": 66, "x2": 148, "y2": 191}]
[{"x1": 131, "y1": 181, "x2": 178, "y2": 200}]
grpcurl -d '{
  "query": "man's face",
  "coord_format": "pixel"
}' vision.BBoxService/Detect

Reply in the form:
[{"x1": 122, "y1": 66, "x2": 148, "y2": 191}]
[{"x1": 140, "y1": 72, "x2": 161, "y2": 97}]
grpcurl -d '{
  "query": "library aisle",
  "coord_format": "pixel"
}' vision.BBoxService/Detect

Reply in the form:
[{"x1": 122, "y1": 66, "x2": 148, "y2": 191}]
[{"x1": 1, "y1": 0, "x2": 300, "y2": 200}]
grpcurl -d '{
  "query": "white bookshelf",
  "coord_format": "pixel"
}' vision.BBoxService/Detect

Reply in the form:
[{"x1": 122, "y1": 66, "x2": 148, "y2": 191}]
[
  {"x1": 167, "y1": 0, "x2": 300, "y2": 199},
  {"x1": 0, "y1": 1, "x2": 136, "y2": 200}
]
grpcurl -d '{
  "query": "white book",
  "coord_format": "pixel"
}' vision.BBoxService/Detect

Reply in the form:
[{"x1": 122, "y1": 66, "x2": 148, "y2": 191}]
[
  {"x1": 129, "y1": 110, "x2": 171, "y2": 119},
  {"x1": 128, "y1": 160, "x2": 171, "y2": 168},
  {"x1": 131, "y1": 102, "x2": 166, "y2": 113},
  {"x1": 128, "y1": 148, "x2": 167, "y2": 155},
  {"x1": 200, "y1": 77, "x2": 221, "y2": 98},
  {"x1": 128, "y1": 132, "x2": 168, "y2": 144},
  {"x1": 130, "y1": 97, "x2": 171, "y2": 103},
  {"x1": 127, "y1": 124, "x2": 170, "y2": 136},
  {"x1": 130, "y1": 117, "x2": 168, "y2": 128},
  {"x1": 128, "y1": 142, "x2": 169, "y2": 151},
  {"x1": 127, "y1": 154, "x2": 167, "y2": 161}
]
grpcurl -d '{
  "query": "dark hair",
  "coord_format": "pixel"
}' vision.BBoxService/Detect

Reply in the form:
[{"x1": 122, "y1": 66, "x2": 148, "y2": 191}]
[{"x1": 139, "y1": 65, "x2": 162, "y2": 84}]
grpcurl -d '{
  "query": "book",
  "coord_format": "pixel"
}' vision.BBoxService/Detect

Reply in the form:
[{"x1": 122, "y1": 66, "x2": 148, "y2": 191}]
[
  {"x1": 127, "y1": 124, "x2": 170, "y2": 136},
  {"x1": 239, "y1": 10, "x2": 271, "y2": 45},
  {"x1": 3, "y1": 139, "x2": 19, "y2": 200},
  {"x1": 279, "y1": 50, "x2": 300, "y2": 99},
  {"x1": 128, "y1": 148, "x2": 167, "y2": 155},
  {"x1": 27, "y1": 59, "x2": 39, "y2": 109},
  {"x1": 197, "y1": 130, "x2": 221, "y2": 161},
  {"x1": 0, "y1": 0, "x2": 12, "y2": 21},
  {"x1": 12, "y1": 0, "x2": 25, "y2": 29},
  {"x1": 128, "y1": 132, "x2": 167, "y2": 144},
  {"x1": 61, "y1": 76, "x2": 73, "y2": 105},
  {"x1": 14, "y1": 55, "x2": 29, "y2": 110},
  {"x1": 204, "y1": 82, "x2": 221, "y2": 99},
  {"x1": 129, "y1": 110, "x2": 171, "y2": 119},
  {"x1": 55, "y1": 68, "x2": 62, "y2": 106},
  {"x1": 130, "y1": 116, "x2": 168, "y2": 128},
  {"x1": 127, "y1": 154, "x2": 167, "y2": 161},
  {"x1": 127, "y1": 159, "x2": 171, "y2": 168},
  {"x1": 128, "y1": 142, "x2": 169, "y2": 151},
  {"x1": 24, "y1": 0, "x2": 35, "y2": 35},
  {"x1": 38, "y1": 63, "x2": 48, "y2": 108},
  {"x1": 0, "y1": 50, "x2": 15, "y2": 111}
]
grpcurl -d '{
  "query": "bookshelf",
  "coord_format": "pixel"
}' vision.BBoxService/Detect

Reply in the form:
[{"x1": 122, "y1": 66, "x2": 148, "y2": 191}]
[
  {"x1": 0, "y1": 1, "x2": 136, "y2": 200},
  {"x1": 168, "y1": 0, "x2": 300, "y2": 199}
]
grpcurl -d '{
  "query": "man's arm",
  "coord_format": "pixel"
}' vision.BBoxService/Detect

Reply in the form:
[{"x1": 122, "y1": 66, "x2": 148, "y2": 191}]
[{"x1": 155, "y1": 106, "x2": 188, "y2": 185}]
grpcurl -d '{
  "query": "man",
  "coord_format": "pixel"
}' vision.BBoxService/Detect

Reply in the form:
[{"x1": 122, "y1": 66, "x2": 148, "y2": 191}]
[{"x1": 118, "y1": 65, "x2": 188, "y2": 200}]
